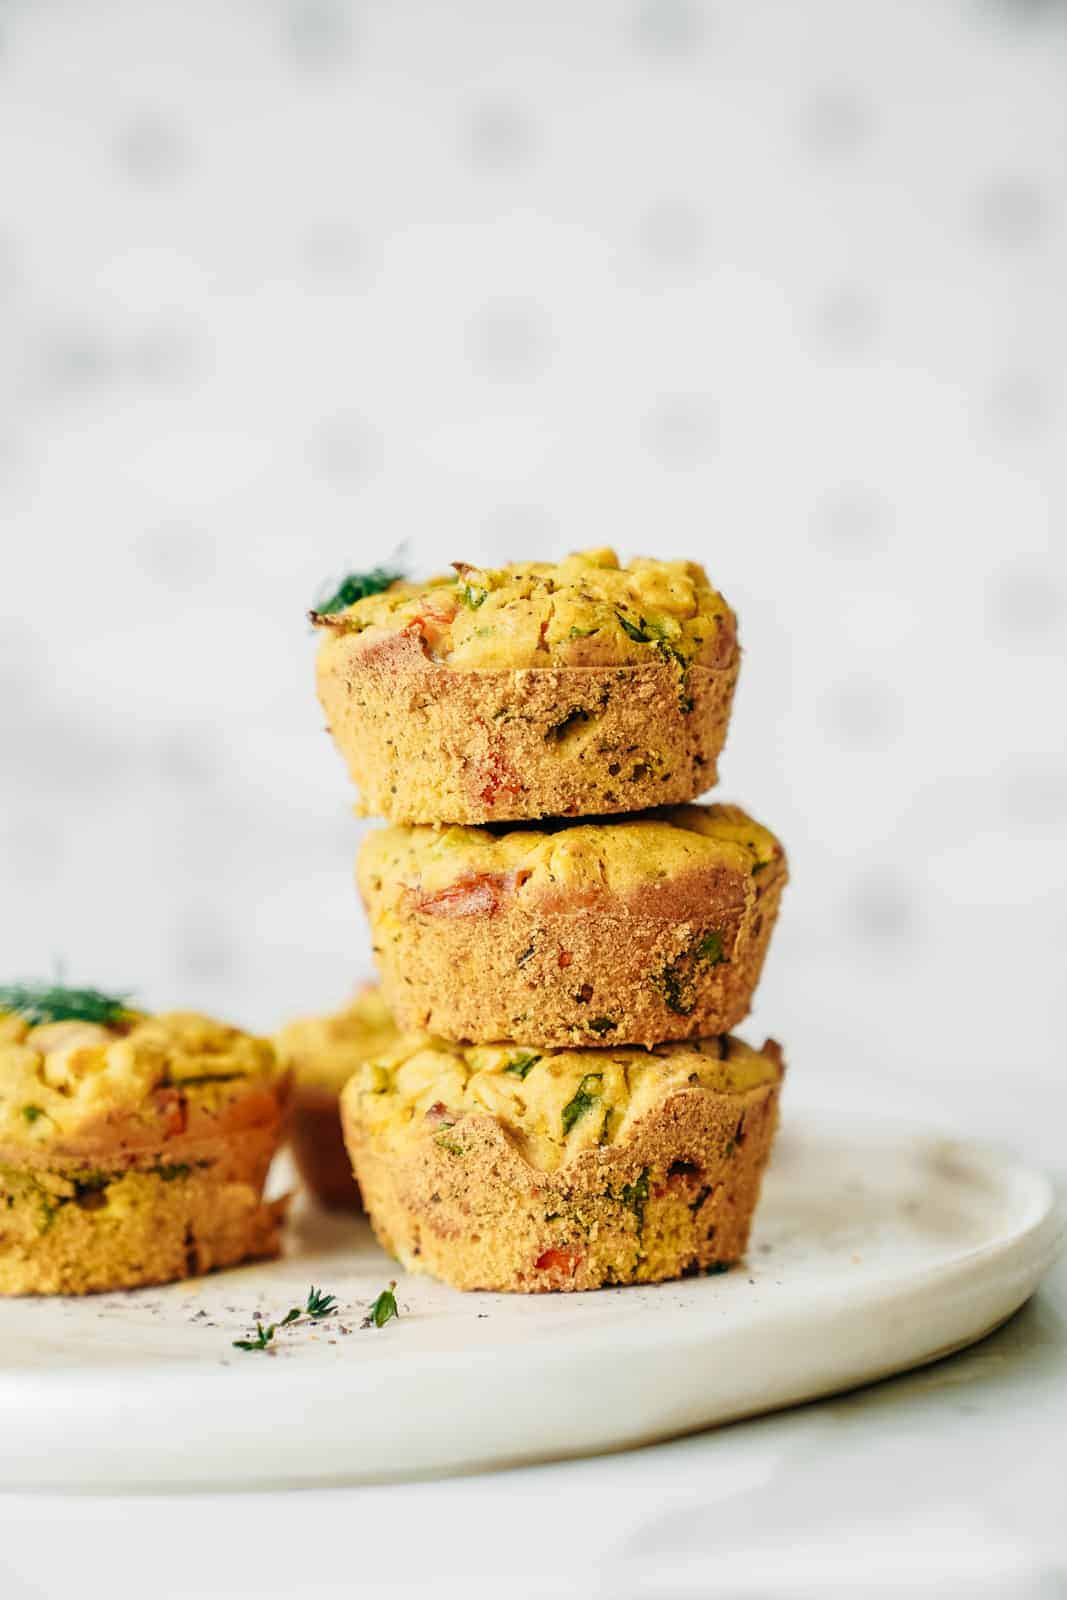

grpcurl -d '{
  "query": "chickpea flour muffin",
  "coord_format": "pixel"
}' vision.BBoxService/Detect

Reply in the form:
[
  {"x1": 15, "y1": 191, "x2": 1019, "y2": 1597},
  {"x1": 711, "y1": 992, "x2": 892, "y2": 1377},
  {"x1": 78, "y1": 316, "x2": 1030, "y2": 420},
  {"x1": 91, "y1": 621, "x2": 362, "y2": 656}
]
[
  {"x1": 0, "y1": 987, "x2": 289, "y2": 1295},
  {"x1": 313, "y1": 548, "x2": 739, "y2": 825},
  {"x1": 359, "y1": 804, "x2": 786, "y2": 1048},
  {"x1": 341, "y1": 1032, "x2": 783, "y2": 1293},
  {"x1": 274, "y1": 984, "x2": 399, "y2": 1211}
]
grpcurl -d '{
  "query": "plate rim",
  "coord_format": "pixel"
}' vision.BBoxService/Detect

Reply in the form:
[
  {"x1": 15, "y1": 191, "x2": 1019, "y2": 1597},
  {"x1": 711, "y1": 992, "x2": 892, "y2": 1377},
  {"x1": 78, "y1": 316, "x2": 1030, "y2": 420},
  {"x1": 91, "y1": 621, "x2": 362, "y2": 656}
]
[{"x1": 0, "y1": 1123, "x2": 1062, "y2": 1394}]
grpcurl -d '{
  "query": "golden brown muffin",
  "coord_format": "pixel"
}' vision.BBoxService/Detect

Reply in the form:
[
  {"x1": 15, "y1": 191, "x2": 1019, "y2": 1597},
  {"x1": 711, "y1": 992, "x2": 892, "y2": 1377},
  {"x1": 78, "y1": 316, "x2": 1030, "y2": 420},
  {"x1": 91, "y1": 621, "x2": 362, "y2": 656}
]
[
  {"x1": 359, "y1": 804, "x2": 786, "y2": 1048},
  {"x1": 341, "y1": 1032, "x2": 783, "y2": 1293},
  {"x1": 313, "y1": 548, "x2": 739, "y2": 824},
  {"x1": 274, "y1": 984, "x2": 400, "y2": 1211},
  {"x1": 0, "y1": 988, "x2": 289, "y2": 1295}
]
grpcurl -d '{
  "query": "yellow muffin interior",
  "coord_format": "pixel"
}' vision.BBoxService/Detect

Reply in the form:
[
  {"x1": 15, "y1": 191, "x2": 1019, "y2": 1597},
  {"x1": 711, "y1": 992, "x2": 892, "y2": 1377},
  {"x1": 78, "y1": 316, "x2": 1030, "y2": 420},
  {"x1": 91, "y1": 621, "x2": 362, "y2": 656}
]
[
  {"x1": 360, "y1": 803, "x2": 783, "y2": 903},
  {"x1": 0, "y1": 1009, "x2": 277, "y2": 1149},
  {"x1": 314, "y1": 547, "x2": 734, "y2": 671},
  {"x1": 345, "y1": 1035, "x2": 779, "y2": 1175},
  {"x1": 274, "y1": 984, "x2": 400, "y2": 1096}
]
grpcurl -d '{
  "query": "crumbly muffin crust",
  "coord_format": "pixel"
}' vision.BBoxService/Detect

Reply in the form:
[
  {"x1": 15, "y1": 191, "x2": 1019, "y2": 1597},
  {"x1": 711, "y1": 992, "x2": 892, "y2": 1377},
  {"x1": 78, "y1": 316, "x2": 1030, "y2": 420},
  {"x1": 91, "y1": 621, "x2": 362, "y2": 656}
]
[
  {"x1": 341, "y1": 1032, "x2": 783, "y2": 1292},
  {"x1": 313, "y1": 548, "x2": 734, "y2": 672},
  {"x1": 0, "y1": 1008, "x2": 288, "y2": 1294},
  {"x1": 359, "y1": 804, "x2": 786, "y2": 1047},
  {"x1": 274, "y1": 985, "x2": 400, "y2": 1211},
  {"x1": 314, "y1": 549, "x2": 739, "y2": 824}
]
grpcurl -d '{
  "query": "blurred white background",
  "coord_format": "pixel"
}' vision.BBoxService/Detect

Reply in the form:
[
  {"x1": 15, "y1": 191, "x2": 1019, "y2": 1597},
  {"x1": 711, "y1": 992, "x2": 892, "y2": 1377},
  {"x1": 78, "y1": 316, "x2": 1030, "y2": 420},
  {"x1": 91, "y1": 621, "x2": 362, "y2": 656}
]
[{"x1": 1, "y1": 0, "x2": 1064, "y2": 1154}]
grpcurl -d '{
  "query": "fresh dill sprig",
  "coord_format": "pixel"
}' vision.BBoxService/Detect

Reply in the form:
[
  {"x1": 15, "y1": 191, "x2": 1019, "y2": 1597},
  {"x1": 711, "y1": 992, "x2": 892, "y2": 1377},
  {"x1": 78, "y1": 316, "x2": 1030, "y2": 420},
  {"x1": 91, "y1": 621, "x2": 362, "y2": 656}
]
[
  {"x1": 231, "y1": 1286, "x2": 339, "y2": 1353},
  {"x1": 363, "y1": 1282, "x2": 399, "y2": 1329},
  {"x1": 313, "y1": 567, "x2": 404, "y2": 616},
  {"x1": 0, "y1": 983, "x2": 133, "y2": 1028}
]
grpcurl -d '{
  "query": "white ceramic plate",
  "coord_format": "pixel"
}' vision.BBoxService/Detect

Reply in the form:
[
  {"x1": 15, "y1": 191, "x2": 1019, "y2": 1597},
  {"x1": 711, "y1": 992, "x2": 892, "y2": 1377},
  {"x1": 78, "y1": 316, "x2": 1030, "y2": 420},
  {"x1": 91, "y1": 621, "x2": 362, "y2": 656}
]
[{"x1": 0, "y1": 1114, "x2": 1062, "y2": 1491}]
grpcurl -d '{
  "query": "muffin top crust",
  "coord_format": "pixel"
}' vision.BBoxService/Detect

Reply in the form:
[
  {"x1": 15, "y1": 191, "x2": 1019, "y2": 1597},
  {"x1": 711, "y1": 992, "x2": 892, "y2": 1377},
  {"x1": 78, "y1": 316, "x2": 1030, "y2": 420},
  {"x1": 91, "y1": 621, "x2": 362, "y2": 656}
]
[
  {"x1": 313, "y1": 547, "x2": 735, "y2": 672},
  {"x1": 343, "y1": 1034, "x2": 780, "y2": 1175},
  {"x1": 0, "y1": 996, "x2": 280, "y2": 1153},
  {"x1": 275, "y1": 984, "x2": 400, "y2": 1095},
  {"x1": 359, "y1": 803, "x2": 783, "y2": 909}
]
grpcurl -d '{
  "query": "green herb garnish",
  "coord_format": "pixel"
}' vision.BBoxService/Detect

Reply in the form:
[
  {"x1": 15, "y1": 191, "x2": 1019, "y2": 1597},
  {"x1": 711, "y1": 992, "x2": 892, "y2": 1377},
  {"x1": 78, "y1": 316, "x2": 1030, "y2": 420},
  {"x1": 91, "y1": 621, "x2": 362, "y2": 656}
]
[
  {"x1": 503, "y1": 1051, "x2": 540, "y2": 1080},
  {"x1": 458, "y1": 582, "x2": 488, "y2": 610},
  {"x1": 655, "y1": 928, "x2": 726, "y2": 1015},
  {"x1": 696, "y1": 930, "x2": 724, "y2": 966},
  {"x1": 621, "y1": 1167, "x2": 650, "y2": 1225},
  {"x1": 612, "y1": 613, "x2": 692, "y2": 708},
  {"x1": 153, "y1": 1162, "x2": 191, "y2": 1182},
  {"x1": 304, "y1": 1286, "x2": 338, "y2": 1319},
  {"x1": 0, "y1": 983, "x2": 133, "y2": 1028},
  {"x1": 21, "y1": 1105, "x2": 45, "y2": 1125},
  {"x1": 657, "y1": 962, "x2": 693, "y2": 1015},
  {"x1": 233, "y1": 1320, "x2": 277, "y2": 1353},
  {"x1": 363, "y1": 1281, "x2": 399, "y2": 1329},
  {"x1": 562, "y1": 1073, "x2": 603, "y2": 1135},
  {"x1": 567, "y1": 624, "x2": 598, "y2": 639},
  {"x1": 650, "y1": 630, "x2": 687, "y2": 669},
  {"x1": 615, "y1": 611, "x2": 652, "y2": 643},
  {"x1": 232, "y1": 1286, "x2": 339, "y2": 1352},
  {"x1": 314, "y1": 567, "x2": 403, "y2": 616}
]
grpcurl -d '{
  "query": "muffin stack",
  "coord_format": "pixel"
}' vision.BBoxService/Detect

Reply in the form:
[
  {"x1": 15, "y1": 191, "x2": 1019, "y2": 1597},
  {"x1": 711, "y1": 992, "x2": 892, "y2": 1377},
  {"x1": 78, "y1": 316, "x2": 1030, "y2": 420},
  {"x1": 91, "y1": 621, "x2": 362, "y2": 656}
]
[{"x1": 312, "y1": 548, "x2": 787, "y2": 1293}]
